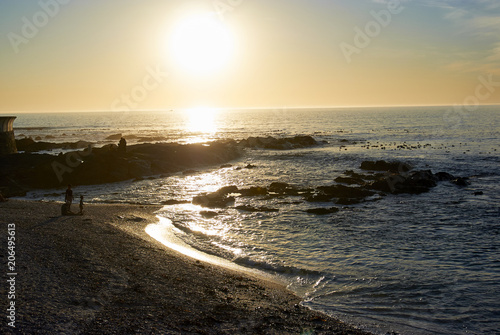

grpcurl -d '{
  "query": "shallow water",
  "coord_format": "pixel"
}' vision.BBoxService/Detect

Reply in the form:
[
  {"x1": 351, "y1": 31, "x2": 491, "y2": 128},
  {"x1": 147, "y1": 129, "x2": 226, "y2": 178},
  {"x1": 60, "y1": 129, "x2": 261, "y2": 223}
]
[{"x1": 11, "y1": 106, "x2": 500, "y2": 334}]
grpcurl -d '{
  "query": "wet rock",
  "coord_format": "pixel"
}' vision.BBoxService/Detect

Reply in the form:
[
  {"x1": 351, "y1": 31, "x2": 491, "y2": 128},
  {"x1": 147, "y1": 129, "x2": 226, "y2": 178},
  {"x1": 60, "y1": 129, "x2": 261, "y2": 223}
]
[
  {"x1": 287, "y1": 135, "x2": 318, "y2": 148},
  {"x1": 336, "y1": 198, "x2": 364, "y2": 205},
  {"x1": 435, "y1": 172, "x2": 455, "y2": 181},
  {"x1": 1, "y1": 140, "x2": 242, "y2": 191},
  {"x1": 128, "y1": 159, "x2": 152, "y2": 178},
  {"x1": 317, "y1": 184, "x2": 375, "y2": 198},
  {"x1": 334, "y1": 176, "x2": 365, "y2": 185},
  {"x1": 215, "y1": 185, "x2": 239, "y2": 196},
  {"x1": 367, "y1": 178, "x2": 395, "y2": 193},
  {"x1": 161, "y1": 199, "x2": 190, "y2": 205},
  {"x1": 192, "y1": 194, "x2": 235, "y2": 208},
  {"x1": 304, "y1": 192, "x2": 333, "y2": 202},
  {"x1": 15, "y1": 138, "x2": 93, "y2": 153},
  {"x1": 305, "y1": 207, "x2": 339, "y2": 215},
  {"x1": 15, "y1": 137, "x2": 35, "y2": 150},
  {"x1": 200, "y1": 211, "x2": 219, "y2": 218},
  {"x1": 239, "y1": 186, "x2": 268, "y2": 196},
  {"x1": 367, "y1": 170, "x2": 439, "y2": 194},
  {"x1": 235, "y1": 205, "x2": 279, "y2": 213},
  {"x1": 360, "y1": 160, "x2": 412, "y2": 173},
  {"x1": 238, "y1": 136, "x2": 318, "y2": 150},
  {"x1": 137, "y1": 136, "x2": 168, "y2": 142},
  {"x1": 452, "y1": 177, "x2": 469, "y2": 187},
  {"x1": 106, "y1": 133, "x2": 123, "y2": 140},
  {"x1": 268, "y1": 182, "x2": 299, "y2": 195},
  {"x1": 0, "y1": 179, "x2": 27, "y2": 197}
]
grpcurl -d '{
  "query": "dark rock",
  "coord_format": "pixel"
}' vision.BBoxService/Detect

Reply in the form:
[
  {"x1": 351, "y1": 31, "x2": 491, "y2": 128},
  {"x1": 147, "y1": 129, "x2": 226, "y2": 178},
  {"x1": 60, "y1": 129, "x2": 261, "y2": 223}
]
[
  {"x1": 128, "y1": 159, "x2": 152, "y2": 178},
  {"x1": 239, "y1": 187, "x2": 268, "y2": 196},
  {"x1": 474, "y1": 191, "x2": 483, "y2": 196},
  {"x1": 15, "y1": 137, "x2": 35, "y2": 150},
  {"x1": 137, "y1": 136, "x2": 168, "y2": 142},
  {"x1": 304, "y1": 192, "x2": 333, "y2": 202},
  {"x1": 317, "y1": 184, "x2": 375, "y2": 198},
  {"x1": 336, "y1": 198, "x2": 363, "y2": 205},
  {"x1": 239, "y1": 135, "x2": 318, "y2": 150},
  {"x1": 367, "y1": 170, "x2": 438, "y2": 194},
  {"x1": 268, "y1": 182, "x2": 299, "y2": 195},
  {"x1": 106, "y1": 133, "x2": 123, "y2": 140},
  {"x1": 161, "y1": 199, "x2": 190, "y2": 205},
  {"x1": 452, "y1": 177, "x2": 469, "y2": 187},
  {"x1": 245, "y1": 164, "x2": 257, "y2": 169},
  {"x1": 192, "y1": 194, "x2": 235, "y2": 208},
  {"x1": 360, "y1": 160, "x2": 412, "y2": 173},
  {"x1": 15, "y1": 138, "x2": 93, "y2": 153},
  {"x1": 288, "y1": 135, "x2": 318, "y2": 148},
  {"x1": 0, "y1": 178, "x2": 27, "y2": 197},
  {"x1": 1, "y1": 140, "x2": 241, "y2": 191},
  {"x1": 215, "y1": 185, "x2": 239, "y2": 196},
  {"x1": 367, "y1": 178, "x2": 396, "y2": 193},
  {"x1": 235, "y1": 205, "x2": 279, "y2": 213},
  {"x1": 334, "y1": 176, "x2": 365, "y2": 185},
  {"x1": 435, "y1": 172, "x2": 455, "y2": 181},
  {"x1": 200, "y1": 211, "x2": 219, "y2": 218},
  {"x1": 305, "y1": 207, "x2": 339, "y2": 215},
  {"x1": 407, "y1": 170, "x2": 437, "y2": 187}
]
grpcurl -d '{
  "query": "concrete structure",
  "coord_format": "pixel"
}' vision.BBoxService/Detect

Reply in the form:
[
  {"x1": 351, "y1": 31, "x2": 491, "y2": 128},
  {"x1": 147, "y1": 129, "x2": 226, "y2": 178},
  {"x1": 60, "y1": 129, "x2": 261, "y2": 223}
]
[{"x1": 0, "y1": 117, "x2": 17, "y2": 155}]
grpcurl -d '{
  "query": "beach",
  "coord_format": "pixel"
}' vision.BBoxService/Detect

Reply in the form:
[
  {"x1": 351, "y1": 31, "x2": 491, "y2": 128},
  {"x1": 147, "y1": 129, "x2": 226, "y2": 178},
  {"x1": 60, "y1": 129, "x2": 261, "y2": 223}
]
[
  {"x1": 2, "y1": 107, "x2": 498, "y2": 334},
  {"x1": 1, "y1": 200, "x2": 372, "y2": 334}
]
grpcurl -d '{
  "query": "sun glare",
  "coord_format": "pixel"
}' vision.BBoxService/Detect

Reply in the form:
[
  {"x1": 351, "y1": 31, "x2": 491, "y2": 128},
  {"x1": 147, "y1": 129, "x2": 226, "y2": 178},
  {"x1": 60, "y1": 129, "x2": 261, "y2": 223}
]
[
  {"x1": 170, "y1": 13, "x2": 234, "y2": 76},
  {"x1": 186, "y1": 107, "x2": 217, "y2": 134}
]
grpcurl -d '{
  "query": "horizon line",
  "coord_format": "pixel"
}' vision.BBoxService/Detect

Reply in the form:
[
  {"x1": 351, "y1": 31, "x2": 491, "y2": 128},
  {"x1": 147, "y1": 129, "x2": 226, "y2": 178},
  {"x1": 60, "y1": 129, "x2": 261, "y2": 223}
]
[{"x1": 1, "y1": 103, "x2": 500, "y2": 114}]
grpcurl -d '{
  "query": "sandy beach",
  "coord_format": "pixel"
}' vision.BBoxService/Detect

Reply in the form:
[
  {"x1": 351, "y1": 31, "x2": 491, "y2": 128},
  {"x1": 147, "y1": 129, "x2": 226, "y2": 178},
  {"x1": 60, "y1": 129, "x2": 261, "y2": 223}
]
[{"x1": 1, "y1": 200, "x2": 372, "y2": 334}]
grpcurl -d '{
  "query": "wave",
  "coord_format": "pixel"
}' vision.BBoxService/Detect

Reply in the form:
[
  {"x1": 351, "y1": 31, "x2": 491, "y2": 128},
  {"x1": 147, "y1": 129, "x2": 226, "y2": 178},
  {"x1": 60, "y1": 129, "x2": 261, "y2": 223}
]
[{"x1": 233, "y1": 256, "x2": 322, "y2": 277}]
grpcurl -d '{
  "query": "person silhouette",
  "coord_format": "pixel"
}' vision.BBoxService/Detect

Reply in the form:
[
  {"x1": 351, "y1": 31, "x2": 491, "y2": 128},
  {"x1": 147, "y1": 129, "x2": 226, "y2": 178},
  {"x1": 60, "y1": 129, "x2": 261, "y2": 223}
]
[
  {"x1": 79, "y1": 195, "x2": 84, "y2": 215},
  {"x1": 65, "y1": 184, "x2": 74, "y2": 212},
  {"x1": 118, "y1": 137, "x2": 127, "y2": 154}
]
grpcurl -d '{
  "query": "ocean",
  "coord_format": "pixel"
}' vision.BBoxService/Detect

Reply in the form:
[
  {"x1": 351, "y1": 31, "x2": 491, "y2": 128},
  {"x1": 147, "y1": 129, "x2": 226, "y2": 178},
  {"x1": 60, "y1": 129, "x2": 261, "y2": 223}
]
[{"x1": 8, "y1": 106, "x2": 500, "y2": 334}]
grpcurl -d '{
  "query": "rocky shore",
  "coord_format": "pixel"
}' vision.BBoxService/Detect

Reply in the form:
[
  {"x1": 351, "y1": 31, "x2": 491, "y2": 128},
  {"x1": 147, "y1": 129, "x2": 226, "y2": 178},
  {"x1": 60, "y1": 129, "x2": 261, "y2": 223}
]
[
  {"x1": 0, "y1": 135, "x2": 319, "y2": 198},
  {"x1": 189, "y1": 159, "x2": 469, "y2": 213},
  {"x1": 0, "y1": 200, "x2": 372, "y2": 334}
]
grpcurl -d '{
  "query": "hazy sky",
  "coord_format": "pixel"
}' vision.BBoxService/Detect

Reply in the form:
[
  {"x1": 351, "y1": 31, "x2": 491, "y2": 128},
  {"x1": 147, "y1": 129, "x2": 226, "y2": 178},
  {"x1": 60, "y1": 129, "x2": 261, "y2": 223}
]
[{"x1": 1, "y1": 0, "x2": 499, "y2": 112}]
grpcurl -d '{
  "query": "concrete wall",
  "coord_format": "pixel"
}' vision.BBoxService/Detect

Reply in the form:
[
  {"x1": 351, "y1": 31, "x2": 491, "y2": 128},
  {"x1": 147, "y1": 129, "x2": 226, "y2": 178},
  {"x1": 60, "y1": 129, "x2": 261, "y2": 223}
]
[{"x1": 0, "y1": 117, "x2": 17, "y2": 155}]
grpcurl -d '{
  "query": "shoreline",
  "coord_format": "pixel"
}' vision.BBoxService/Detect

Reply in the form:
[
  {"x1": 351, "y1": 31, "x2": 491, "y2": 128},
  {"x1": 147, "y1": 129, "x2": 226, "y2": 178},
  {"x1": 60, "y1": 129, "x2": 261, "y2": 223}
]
[{"x1": 1, "y1": 200, "x2": 373, "y2": 334}]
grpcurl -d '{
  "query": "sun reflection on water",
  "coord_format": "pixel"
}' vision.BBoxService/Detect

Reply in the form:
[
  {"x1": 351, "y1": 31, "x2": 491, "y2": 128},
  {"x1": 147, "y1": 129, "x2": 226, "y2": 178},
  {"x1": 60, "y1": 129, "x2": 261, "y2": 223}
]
[{"x1": 184, "y1": 107, "x2": 218, "y2": 143}]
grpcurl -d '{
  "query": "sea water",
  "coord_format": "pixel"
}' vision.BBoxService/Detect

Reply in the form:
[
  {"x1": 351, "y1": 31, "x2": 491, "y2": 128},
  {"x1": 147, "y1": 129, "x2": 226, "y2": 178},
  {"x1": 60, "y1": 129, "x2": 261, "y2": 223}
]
[{"x1": 8, "y1": 106, "x2": 500, "y2": 334}]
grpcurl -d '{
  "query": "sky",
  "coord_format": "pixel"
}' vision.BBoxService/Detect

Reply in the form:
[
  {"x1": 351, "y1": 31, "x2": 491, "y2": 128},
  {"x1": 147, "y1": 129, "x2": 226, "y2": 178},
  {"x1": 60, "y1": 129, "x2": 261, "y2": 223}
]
[{"x1": 1, "y1": 0, "x2": 499, "y2": 112}]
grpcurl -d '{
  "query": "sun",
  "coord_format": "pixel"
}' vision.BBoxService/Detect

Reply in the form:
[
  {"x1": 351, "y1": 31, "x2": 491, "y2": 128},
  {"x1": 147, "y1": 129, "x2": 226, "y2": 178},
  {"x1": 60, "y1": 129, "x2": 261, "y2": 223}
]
[{"x1": 169, "y1": 13, "x2": 234, "y2": 76}]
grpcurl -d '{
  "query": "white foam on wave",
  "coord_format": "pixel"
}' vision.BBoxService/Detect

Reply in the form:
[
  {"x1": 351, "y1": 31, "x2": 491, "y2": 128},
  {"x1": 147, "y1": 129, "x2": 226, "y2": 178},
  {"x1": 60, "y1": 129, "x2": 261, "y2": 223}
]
[{"x1": 145, "y1": 215, "x2": 279, "y2": 283}]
